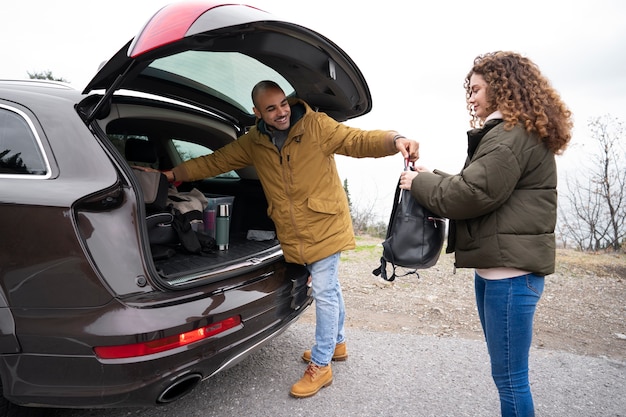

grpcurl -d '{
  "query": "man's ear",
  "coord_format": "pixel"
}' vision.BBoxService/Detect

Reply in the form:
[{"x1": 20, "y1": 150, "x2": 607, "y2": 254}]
[{"x1": 252, "y1": 107, "x2": 261, "y2": 119}]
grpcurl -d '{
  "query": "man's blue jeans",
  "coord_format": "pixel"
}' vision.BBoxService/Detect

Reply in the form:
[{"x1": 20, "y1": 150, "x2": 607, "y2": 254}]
[
  {"x1": 306, "y1": 252, "x2": 345, "y2": 366},
  {"x1": 475, "y1": 272, "x2": 545, "y2": 417}
]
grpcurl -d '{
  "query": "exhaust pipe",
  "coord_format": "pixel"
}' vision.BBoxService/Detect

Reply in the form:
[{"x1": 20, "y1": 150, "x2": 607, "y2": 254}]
[{"x1": 157, "y1": 373, "x2": 202, "y2": 404}]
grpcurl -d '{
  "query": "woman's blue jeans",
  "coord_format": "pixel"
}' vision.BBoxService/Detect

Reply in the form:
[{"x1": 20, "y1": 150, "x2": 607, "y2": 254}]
[
  {"x1": 306, "y1": 252, "x2": 345, "y2": 367},
  {"x1": 474, "y1": 272, "x2": 545, "y2": 417}
]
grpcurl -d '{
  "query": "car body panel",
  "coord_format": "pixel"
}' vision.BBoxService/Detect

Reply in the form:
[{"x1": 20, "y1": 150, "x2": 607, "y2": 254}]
[{"x1": 0, "y1": 88, "x2": 122, "y2": 309}]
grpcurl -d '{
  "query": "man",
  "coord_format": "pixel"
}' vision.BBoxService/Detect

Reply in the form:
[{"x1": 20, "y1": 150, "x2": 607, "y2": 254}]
[{"x1": 161, "y1": 80, "x2": 419, "y2": 397}]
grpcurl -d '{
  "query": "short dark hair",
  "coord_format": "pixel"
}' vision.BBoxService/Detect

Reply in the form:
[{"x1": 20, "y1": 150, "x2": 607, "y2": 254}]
[{"x1": 251, "y1": 80, "x2": 284, "y2": 107}]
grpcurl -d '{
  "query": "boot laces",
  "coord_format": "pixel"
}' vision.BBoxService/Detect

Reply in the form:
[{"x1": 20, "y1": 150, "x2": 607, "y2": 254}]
[{"x1": 305, "y1": 363, "x2": 321, "y2": 379}]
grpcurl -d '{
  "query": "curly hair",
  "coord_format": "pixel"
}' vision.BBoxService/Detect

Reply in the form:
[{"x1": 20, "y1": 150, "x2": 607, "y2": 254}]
[{"x1": 464, "y1": 51, "x2": 573, "y2": 154}]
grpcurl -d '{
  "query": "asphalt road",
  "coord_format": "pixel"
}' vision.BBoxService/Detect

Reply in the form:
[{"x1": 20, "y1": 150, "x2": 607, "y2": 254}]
[{"x1": 49, "y1": 321, "x2": 625, "y2": 417}]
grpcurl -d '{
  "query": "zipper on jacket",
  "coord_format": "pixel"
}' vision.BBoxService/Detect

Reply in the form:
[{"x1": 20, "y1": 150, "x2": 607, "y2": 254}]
[
  {"x1": 285, "y1": 154, "x2": 294, "y2": 186},
  {"x1": 280, "y1": 152, "x2": 302, "y2": 261}
]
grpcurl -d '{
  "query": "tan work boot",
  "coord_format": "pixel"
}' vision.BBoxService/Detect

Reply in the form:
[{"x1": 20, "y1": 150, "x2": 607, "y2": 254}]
[
  {"x1": 301, "y1": 342, "x2": 348, "y2": 363},
  {"x1": 290, "y1": 362, "x2": 333, "y2": 398}
]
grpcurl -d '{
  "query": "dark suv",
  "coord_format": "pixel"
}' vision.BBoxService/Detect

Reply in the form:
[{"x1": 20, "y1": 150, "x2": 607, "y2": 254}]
[{"x1": 0, "y1": 2, "x2": 373, "y2": 415}]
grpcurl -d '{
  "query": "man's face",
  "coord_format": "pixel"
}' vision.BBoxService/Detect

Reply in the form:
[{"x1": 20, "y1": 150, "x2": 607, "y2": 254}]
[{"x1": 253, "y1": 87, "x2": 291, "y2": 131}]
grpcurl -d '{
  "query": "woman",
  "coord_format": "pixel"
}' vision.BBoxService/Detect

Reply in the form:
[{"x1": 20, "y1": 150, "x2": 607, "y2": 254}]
[{"x1": 400, "y1": 51, "x2": 572, "y2": 416}]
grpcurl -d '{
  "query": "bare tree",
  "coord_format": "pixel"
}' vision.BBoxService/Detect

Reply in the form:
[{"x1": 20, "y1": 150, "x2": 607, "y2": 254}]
[
  {"x1": 343, "y1": 177, "x2": 387, "y2": 236},
  {"x1": 27, "y1": 70, "x2": 68, "y2": 83},
  {"x1": 559, "y1": 114, "x2": 626, "y2": 251},
  {"x1": 351, "y1": 199, "x2": 379, "y2": 235}
]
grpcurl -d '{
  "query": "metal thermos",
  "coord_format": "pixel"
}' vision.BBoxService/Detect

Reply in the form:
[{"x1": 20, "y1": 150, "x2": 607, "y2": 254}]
[{"x1": 216, "y1": 204, "x2": 230, "y2": 250}]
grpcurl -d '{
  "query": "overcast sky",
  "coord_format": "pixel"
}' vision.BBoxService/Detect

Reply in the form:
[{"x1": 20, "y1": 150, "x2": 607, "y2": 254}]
[{"x1": 2, "y1": 0, "x2": 625, "y2": 220}]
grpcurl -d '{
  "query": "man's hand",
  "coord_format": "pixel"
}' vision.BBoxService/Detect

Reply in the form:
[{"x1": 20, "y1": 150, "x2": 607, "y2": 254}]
[
  {"x1": 131, "y1": 166, "x2": 177, "y2": 183},
  {"x1": 392, "y1": 135, "x2": 420, "y2": 162}
]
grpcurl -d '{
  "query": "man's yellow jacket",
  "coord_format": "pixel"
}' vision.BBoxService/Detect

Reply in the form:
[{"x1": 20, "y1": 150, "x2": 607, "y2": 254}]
[{"x1": 173, "y1": 99, "x2": 397, "y2": 264}]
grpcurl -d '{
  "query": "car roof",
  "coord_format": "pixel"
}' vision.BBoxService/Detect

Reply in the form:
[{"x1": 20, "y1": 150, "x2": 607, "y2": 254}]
[{"x1": 84, "y1": 2, "x2": 372, "y2": 123}]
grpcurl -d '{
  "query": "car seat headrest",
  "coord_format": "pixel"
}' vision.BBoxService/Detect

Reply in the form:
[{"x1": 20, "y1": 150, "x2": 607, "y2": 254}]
[{"x1": 125, "y1": 138, "x2": 157, "y2": 164}]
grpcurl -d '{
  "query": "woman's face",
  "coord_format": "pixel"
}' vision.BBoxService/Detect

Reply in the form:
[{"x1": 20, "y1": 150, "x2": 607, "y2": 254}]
[{"x1": 468, "y1": 73, "x2": 491, "y2": 121}]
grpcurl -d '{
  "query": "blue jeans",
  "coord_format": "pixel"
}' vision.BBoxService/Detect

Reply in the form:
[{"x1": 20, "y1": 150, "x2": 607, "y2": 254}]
[
  {"x1": 475, "y1": 272, "x2": 545, "y2": 417},
  {"x1": 306, "y1": 252, "x2": 345, "y2": 366}
]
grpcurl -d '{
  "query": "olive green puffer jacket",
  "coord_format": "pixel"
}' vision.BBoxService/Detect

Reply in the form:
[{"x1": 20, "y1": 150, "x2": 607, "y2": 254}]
[{"x1": 410, "y1": 119, "x2": 557, "y2": 275}]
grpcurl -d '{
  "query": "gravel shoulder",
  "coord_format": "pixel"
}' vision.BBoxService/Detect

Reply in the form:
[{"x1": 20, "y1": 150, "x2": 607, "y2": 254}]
[{"x1": 299, "y1": 235, "x2": 626, "y2": 361}]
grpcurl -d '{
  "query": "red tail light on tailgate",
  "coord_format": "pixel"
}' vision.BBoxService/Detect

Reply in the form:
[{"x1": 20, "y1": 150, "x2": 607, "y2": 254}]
[
  {"x1": 94, "y1": 315, "x2": 242, "y2": 359},
  {"x1": 129, "y1": 2, "x2": 221, "y2": 57}
]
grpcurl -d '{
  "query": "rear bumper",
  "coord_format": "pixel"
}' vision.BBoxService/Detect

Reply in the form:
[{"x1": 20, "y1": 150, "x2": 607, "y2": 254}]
[
  {"x1": 1, "y1": 299, "x2": 311, "y2": 408},
  {"x1": 1, "y1": 263, "x2": 312, "y2": 408}
]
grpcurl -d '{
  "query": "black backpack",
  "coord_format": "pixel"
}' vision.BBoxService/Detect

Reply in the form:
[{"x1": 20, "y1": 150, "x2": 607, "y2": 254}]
[{"x1": 372, "y1": 165, "x2": 447, "y2": 281}]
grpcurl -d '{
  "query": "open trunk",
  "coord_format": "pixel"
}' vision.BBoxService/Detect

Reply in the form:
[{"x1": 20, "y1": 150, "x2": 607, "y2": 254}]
[
  {"x1": 149, "y1": 178, "x2": 283, "y2": 286},
  {"x1": 86, "y1": 94, "x2": 285, "y2": 288}
]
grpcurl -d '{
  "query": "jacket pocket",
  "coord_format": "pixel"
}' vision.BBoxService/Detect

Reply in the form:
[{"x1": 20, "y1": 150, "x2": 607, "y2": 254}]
[
  {"x1": 307, "y1": 197, "x2": 340, "y2": 215},
  {"x1": 304, "y1": 197, "x2": 347, "y2": 246},
  {"x1": 456, "y1": 219, "x2": 480, "y2": 250}
]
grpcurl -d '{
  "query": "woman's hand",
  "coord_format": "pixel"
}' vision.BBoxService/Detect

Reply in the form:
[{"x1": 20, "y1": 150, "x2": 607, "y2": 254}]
[
  {"x1": 399, "y1": 166, "x2": 431, "y2": 190},
  {"x1": 399, "y1": 170, "x2": 419, "y2": 190}
]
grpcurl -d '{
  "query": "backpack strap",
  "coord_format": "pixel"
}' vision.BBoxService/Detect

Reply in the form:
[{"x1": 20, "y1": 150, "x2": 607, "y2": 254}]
[
  {"x1": 372, "y1": 257, "x2": 419, "y2": 282},
  {"x1": 372, "y1": 258, "x2": 389, "y2": 281}
]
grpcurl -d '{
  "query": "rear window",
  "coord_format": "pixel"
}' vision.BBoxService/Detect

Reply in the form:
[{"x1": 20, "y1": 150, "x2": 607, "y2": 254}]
[
  {"x1": 147, "y1": 51, "x2": 295, "y2": 115},
  {"x1": 0, "y1": 105, "x2": 48, "y2": 176}
]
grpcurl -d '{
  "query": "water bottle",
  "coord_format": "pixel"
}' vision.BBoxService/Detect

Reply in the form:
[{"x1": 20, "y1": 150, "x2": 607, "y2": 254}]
[
  {"x1": 216, "y1": 204, "x2": 230, "y2": 250},
  {"x1": 204, "y1": 208, "x2": 216, "y2": 238}
]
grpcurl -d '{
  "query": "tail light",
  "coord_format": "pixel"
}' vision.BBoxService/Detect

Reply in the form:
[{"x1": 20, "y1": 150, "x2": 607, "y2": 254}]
[{"x1": 94, "y1": 315, "x2": 241, "y2": 359}]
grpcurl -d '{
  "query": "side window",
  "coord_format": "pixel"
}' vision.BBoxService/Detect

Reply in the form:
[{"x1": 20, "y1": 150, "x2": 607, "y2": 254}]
[
  {"x1": 107, "y1": 134, "x2": 156, "y2": 168},
  {"x1": 0, "y1": 106, "x2": 48, "y2": 176},
  {"x1": 172, "y1": 139, "x2": 238, "y2": 179}
]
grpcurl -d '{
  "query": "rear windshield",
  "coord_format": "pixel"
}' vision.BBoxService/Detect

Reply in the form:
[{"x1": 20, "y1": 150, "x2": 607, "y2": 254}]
[{"x1": 147, "y1": 51, "x2": 295, "y2": 115}]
